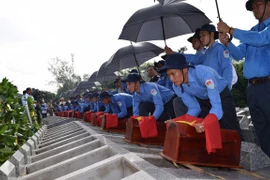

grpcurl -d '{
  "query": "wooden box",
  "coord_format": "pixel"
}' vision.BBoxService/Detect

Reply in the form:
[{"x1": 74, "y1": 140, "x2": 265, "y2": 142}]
[
  {"x1": 160, "y1": 121, "x2": 241, "y2": 168},
  {"x1": 101, "y1": 116, "x2": 127, "y2": 133},
  {"x1": 124, "y1": 118, "x2": 166, "y2": 145},
  {"x1": 91, "y1": 113, "x2": 98, "y2": 126}
]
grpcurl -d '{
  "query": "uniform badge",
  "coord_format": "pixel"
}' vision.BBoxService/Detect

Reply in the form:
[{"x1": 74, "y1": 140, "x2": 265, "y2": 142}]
[
  {"x1": 117, "y1": 101, "x2": 122, "y2": 106},
  {"x1": 223, "y1": 50, "x2": 229, "y2": 58},
  {"x1": 150, "y1": 89, "x2": 157, "y2": 96},
  {"x1": 205, "y1": 79, "x2": 215, "y2": 89}
]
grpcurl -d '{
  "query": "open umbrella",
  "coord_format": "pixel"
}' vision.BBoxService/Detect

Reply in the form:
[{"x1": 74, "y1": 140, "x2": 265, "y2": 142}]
[
  {"x1": 119, "y1": 1, "x2": 211, "y2": 45},
  {"x1": 104, "y1": 42, "x2": 163, "y2": 73},
  {"x1": 72, "y1": 81, "x2": 96, "y2": 96},
  {"x1": 88, "y1": 71, "x2": 98, "y2": 82},
  {"x1": 96, "y1": 61, "x2": 120, "y2": 82}
]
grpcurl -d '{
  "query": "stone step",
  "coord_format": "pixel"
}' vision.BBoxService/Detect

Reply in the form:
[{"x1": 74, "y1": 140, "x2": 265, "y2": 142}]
[
  {"x1": 35, "y1": 132, "x2": 90, "y2": 154},
  {"x1": 43, "y1": 127, "x2": 83, "y2": 142},
  {"x1": 39, "y1": 129, "x2": 86, "y2": 148},
  {"x1": 21, "y1": 146, "x2": 115, "y2": 180},
  {"x1": 27, "y1": 139, "x2": 102, "y2": 173},
  {"x1": 31, "y1": 136, "x2": 96, "y2": 162},
  {"x1": 54, "y1": 155, "x2": 139, "y2": 180}
]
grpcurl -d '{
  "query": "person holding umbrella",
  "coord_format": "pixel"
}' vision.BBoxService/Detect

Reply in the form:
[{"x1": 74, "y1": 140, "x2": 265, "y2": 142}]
[
  {"x1": 165, "y1": 24, "x2": 235, "y2": 90},
  {"x1": 99, "y1": 91, "x2": 133, "y2": 119},
  {"x1": 217, "y1": 0, "x2": 270, "y2": 157},
  {"x1": 159, "y1": 53, "x2": 243, "y2": 139},
  {"x1": 123, "y1": 73, "x2": 176, "y2": 122}
]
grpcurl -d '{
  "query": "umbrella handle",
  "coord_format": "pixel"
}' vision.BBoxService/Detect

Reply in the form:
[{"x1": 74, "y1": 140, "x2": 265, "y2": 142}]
[{"x1": 215, "y1": 0, "x2": 233, "y2": 42}]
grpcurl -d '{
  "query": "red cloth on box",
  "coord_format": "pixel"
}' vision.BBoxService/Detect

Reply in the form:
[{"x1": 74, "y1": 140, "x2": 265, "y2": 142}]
[
  {"x1": 173, "y1": 114, "x2": 222, "y2": 154},
  {"x1": 84, "y1": 111, "x2": 92, "y2": 122},
  {"x1": 63, "y1": 111, "x2": 68, "y2": 117},
  {"x1": 131, "y1": 116, "x2": 158, "y2": 138},
  {"x1": 105, "y1": 114, "x2": 118, "y2": 128},
  {"x1": 203, "y1": 114, "x2": 222, "y2": 154},
  {"x1": 59, "y1": 112, "x2": 63, "y2": 117},
  {"x1": 95, "y1": 112, "x2": 105, "y2": 125},
  {"x1": 68, "y1": 110, "x2": 74, "y2": 117},
  {"x1": 75, "y1": 111, "x2": 81, "y2": 119}
]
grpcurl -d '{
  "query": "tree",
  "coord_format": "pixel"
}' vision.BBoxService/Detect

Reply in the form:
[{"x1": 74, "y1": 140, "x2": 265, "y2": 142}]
[
  {"x1": 232, "y1": 61, "x2": 248, "y2": 107},
  {"x1": 83, "y1": 74, "x2": 90, "y2": 81},
  {"x1": 48, "y1": 55, "x2": 81, "y2": 97}
]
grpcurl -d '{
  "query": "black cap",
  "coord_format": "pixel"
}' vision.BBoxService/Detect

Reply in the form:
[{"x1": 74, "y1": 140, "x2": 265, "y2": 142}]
[
  {"x1": 187, "y1": 28, "x2": 201, "y2": 43},
  {"x1": 246, "y1": 0, "x2": 253, "y2": 11},
  {"x1": 158, "y1": 53, "x2": 194, "y2": 73},
  {"x1": 200, "y1": 24, "x2": 219, "y2": 40},
  {"x1": 99, "y1": 91, "x2": 111, "y2": 99},
  {"x1": 129, "y1": 69, "x2": 139, "y2": 73},
  {"x1": 122, "y1": 73, "x2": 143, "y2": 83},
  {"x1": 154, "y1": 60, "x2": 165, "y2": 68},
  {"x1": 92, "y1": 92, "x2": 99, "y2": 98}
]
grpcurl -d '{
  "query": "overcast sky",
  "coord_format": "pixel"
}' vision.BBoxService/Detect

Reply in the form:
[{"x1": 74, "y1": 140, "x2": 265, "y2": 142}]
[{"x1": 0, "y1": 0, "x2": 256, "y2": 93}]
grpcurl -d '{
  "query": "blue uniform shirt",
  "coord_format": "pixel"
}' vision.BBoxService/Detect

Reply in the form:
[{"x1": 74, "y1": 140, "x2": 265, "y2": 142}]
[
  {"x1": 173, "y1": 65, "x2": 227, "y2": 120},
  {"x1": 79, "y1": 103, "x2": 88, "y2": 113},
  {"x1": 68, "y1": 104, "x2": 74, "y2": 110},
  {"x1": 91, "y1": 100, "x2": 110, "y2": 113},
  {"x1": 184, "y1": 48, "x2": 205, "y2": 65},
  {"x1": 109, "y1": 93, "x2": 133, "y2": 118},
  {"x1": 185, "y1": 42, "x2": 233, "y2": 89},
  {"x1": 157, "y1": 72, "x2": 174, "y2": 91},
  {"x1": 133, "y1": 82, "x2": 175, "y2": 120},
  {"x1": 227, "y1": 17, "x2": 270, "y2": 79}
]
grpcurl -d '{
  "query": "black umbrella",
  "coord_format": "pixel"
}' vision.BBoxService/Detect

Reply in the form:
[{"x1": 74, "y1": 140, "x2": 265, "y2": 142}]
[
  {"x1": 119, "y1": 1, "x2": 211, "y2": 45},
  {"x1": 104, "y1": 42, "x2": 163, "y2": 73},
  {"x1": 72, "y1": 81, "x2": 96, "y2": 96},
  {"x1": 96, "y1": 61, "x2": 120, "y2": 82}
]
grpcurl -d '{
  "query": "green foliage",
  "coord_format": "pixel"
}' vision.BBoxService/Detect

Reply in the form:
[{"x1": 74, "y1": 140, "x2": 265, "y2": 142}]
[
  {"x1": 26, "y1": 97, "x2": 40, "y2": 131},
  {"x1": 232, "y1": 61, "x2": 248, "y2": 107},
  {"x1": 48, "y1": 56, "x2": 81, "y2": 98},
  {"x1": 0, "y1": 78, "x2": 35, "y2": 165}
]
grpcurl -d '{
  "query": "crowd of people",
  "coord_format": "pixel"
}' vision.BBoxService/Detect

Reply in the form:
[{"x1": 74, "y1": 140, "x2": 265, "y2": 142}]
[{"x1": 54, "y1": 0, "x2": 270, "y2": 158}]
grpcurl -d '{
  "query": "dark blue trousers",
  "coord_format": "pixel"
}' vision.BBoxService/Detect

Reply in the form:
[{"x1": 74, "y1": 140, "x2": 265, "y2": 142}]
[{"x1": 247, "y1": 81, "x2": 270, "y2": 157}]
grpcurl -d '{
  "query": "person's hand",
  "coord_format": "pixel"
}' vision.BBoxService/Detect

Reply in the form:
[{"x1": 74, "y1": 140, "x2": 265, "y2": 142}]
[
  {"x1": 194, "y1": 123, "x2": 205, "y2": 133},
  {"x1": 164, "y1": 46, "x2": 174, "y2": 55},
  {"x1": 217, "y1": 21, "x2": 230, "y2": 34},
  {"x1": 218, "y1": 32, "x2": 230, "y2": 46}
]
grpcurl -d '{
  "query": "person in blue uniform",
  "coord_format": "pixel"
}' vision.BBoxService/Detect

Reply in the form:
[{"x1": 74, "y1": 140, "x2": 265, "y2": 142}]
[
  {"x1": 85, "y1": 93, "x2": 94, "y2": 111},
  {"x1": 159, "y1": 53, "x2": 243, "y2": 139},
  {"x1": 91, "y1": 92, "x2": 110, "y2": 113},
  {"x1": 99, "y1": 91, "x2": 133, "y2": 119},
  {"x1": 154, "y1": 60, "x2": 174, "y2": 91},
  {"x1": 165, "y1": 24, "x2": 234, "y2": 89},
  {"x1": 114, "y1": 77, "x2": 129, "y2": 93},
  {"x1": 123, "y1": 73, "x2": 176, "y2": 122},
  {"x1": 217, "y1": 0, "x2": 270, "y2": 157}
]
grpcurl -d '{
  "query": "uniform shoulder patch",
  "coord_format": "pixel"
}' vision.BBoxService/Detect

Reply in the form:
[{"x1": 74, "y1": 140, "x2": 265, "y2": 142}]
[
  {"x1": 205, "y1": 79, "x2": 215, "y2": 89},
  {"x1": 223, "y1": 50, "x2": 230, "y2": 58},
  {"x1": 150, "y1": 89, "x2": 157, "y2": 96},
  {"x1": 117, "y1": 101, "x2": 122, "y2": 106}
]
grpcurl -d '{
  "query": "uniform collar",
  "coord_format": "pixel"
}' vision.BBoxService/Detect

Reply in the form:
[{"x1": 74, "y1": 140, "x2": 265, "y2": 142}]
[{"x1": 252, "y1": 17, "x2": 270, "y2": 31}]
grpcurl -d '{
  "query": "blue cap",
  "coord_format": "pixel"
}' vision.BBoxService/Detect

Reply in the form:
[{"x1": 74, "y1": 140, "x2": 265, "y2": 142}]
[
  {"x1": 129, "y1": 69, "x2": 139, "y2": 73},
  {"x1": 99, "y1": 91, "x2": 111, "y2": 99},
  {"x1": 158, "y1": 53, "x2": 194, "y2": 73},
  {"x1": 86, "y1": 93, "x2": 92, "y2": 98},
  {"x1": 154, "y1": 60, "x2": 165, "y2": 68},
  {"x1": 246, "y1": 0, "x2": 253, "y2": 11},
  {"x1": 71, "y1": 100, "x2": 78, "y2": 104},
  {"x1": 200, "y1": 24, "x2": 218, "y2": 39},
  {"x1": 187, "y1": 28, "x2": 201, "y2": 43},
  {"x1": 122, "y1": 73, "x2": 143, "y2": 83},
  {"x1": 92, "y1": 92, "x2": 99, "y2": 98}
]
